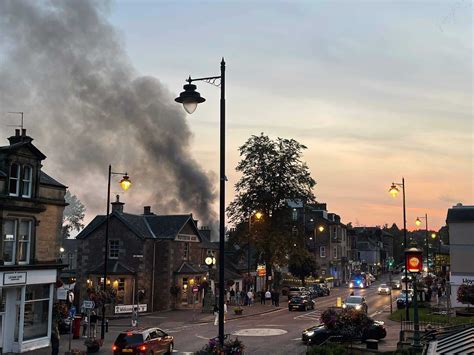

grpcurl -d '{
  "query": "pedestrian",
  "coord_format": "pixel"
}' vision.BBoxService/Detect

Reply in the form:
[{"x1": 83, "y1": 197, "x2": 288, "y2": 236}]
[
  {"x1": 241, "y1": 290, "x2": 247, "y2": 306},
  {"x1": 260, "y1": 290, "x2": 266, "y2": 305},
  {"x1": 230, "y1": 288, "x2": 235, "y2": 305},
  {"x1": 274, "y1": 290, "x2": 280, "y2": 307},
  {"x1": 81, "y1": 313, "x2": 88, "y2": 338},
  {"x1": 247, "y1": 289, "x2": 253, "y2": 306},
  {"x1": 265, "y1": 289, "x2": 271, "y2": 304},
  {"x1": 90, "y1": 311, "x2": 98, "y2": 338},
  {"x1": 213, "y1": 304, "x2": 219, "y2": 326},
  {"x1": 51, "y1": 326, "x2": 60, "y2": 355},
  {"x1": 224, "y1": 300, "x2": 229, "y2": 323},
  {"x1": 270, "y1": 289, "x2": 275, "y2": 306},
  {"x1": 235, "y1": 289, "x2": 241, "y2": 305}
]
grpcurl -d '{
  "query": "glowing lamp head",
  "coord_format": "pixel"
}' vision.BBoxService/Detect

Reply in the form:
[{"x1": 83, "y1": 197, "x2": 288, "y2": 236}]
[
  {"x1": 59, "y1": 247, "x2": 65, "y2": 253},
  {"x1": 415, "y1": 218, "x2": 422, "y2": 227},
  {"x1": 255, "y1": 211, "x2": 263, "y2": 220},
  {"x1": 175, "y1": 81, "x2": 206, "y2": 114},
  {"x1": 431, "y1": 233, "x2": 437, "y2": 239},
  {"x1": 318, "y1": 226, "x2": 324, "y2": 232},
  {"x1": 205, "y1": 256, "x2": 214, "y2": 266},
  {"x1": 389, "y1": 183, "x2": 399, "y2": 198},
  {"x1": 119, "y1": 174, "x2": 131, "y2": 191}
]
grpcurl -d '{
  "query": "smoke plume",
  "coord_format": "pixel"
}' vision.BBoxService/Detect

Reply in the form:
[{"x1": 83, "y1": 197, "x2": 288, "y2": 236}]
[{"x1": 0, "y1": 0, "x2": 217, "y2": 226}]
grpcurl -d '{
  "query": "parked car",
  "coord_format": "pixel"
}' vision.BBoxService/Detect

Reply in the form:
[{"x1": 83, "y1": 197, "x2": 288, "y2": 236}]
[
  {"x1": 309, "y1": 284, "x2": 324, "y2": 297},
  {"x1": 378, "y1": 284, "x2": 391, "y2": 295},
  {"x1": 302, "y1": 320, "x2": 386, "y2": 345},
  {"x1": 288, "y1": 287, "x2": 306, "y2": 299},
  {"x1": 113, "y1": 327, "x2": 174, "y2": 354},
  {"x1": 342, "y1": 296, "x2": 368, "y2": 313},
  {"x1": 288, "y1": 295, "x2": 315, "y2": 311}
]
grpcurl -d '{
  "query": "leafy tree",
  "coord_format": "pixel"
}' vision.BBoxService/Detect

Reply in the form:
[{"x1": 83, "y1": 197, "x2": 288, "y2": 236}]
[
  {"x1": 288, "y1": 249, "x2": 318, "y2": 286},
  {"x1": 457, "y1": 284, "x2": 474, "y2": 308},
  {"x1": 227, "y1": 133, "x2": 316, "y2": 278},
  {"x1": 62, "y1": 191, "x2": 86, "y2": 239}
]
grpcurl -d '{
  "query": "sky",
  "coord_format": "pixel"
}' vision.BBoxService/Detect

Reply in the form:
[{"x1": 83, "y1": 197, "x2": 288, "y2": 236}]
[{"x1": 1, "y1": 0, "x2": 472, "y2": 232}]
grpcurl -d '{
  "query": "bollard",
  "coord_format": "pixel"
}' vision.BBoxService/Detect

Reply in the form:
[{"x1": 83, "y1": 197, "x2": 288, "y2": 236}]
[{"x1": 106, "y1": 319, "x2": 109, "y2": 333}]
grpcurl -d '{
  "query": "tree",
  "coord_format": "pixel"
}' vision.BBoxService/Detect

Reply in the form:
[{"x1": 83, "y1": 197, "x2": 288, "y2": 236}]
[
  {"x1": 288, "y1": 249, "x2": 318, "y2": 286},
  {"x1": 62, "y1": 191, "x2": 86, "y2": 239},
  {"x1": 227, "y1": 133, "x2": 316, "y2": 275},
  {"x1": 457, "y1": 284, "x2": 474, "y2": 308}
]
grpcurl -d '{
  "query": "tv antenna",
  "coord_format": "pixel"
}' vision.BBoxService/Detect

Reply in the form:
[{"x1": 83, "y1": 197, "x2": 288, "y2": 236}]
[{"x1": 7, "y1": 112, "x2": 24, "y2": 130}]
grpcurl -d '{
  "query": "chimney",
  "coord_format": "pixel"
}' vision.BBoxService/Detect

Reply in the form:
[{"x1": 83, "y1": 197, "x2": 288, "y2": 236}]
[
  {"x1": 8, "y1": 128, "x2": 33, "y2": 145},
  {"x1": 143, "y1": 206, "x2": 153, "y2": 215},
  {"x1": 111, "y1": 195, "x2": 124, "y2": 213}
]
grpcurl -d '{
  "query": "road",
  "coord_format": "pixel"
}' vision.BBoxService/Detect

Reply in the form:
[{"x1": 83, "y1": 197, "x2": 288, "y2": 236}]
[{"x1": 58, "y1": 275, "x2": 402, "y2": 355}]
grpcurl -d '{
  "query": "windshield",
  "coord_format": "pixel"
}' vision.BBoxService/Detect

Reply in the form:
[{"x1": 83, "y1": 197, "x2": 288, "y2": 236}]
[
  {"x1": 115, "y1": 333, "x2": 144, "y2": 346},
  {"x1": 345, "y1": 296, "x2": 362, "y2": 303}
]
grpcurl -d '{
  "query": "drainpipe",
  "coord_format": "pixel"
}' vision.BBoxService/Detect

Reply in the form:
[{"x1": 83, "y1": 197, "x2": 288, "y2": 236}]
[{"x1": 151, "y1": 240, "x2": 156, "y2": 312}]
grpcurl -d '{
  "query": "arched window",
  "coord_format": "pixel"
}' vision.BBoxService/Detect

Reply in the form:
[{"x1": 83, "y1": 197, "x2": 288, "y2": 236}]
[{"x1": 9, "y1": 163, "x2": 20, "y2": 196}]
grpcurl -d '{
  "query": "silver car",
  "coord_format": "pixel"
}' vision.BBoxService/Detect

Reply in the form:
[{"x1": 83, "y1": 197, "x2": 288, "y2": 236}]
[{"x1": 342, "y1": 295, "x2": 368, "y2": 313}]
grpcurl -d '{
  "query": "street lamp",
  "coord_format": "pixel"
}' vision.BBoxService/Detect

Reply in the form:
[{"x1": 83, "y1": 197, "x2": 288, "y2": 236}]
[
  {"x1": 415, "y1": 214, "x2": 429, "y2": 271},
  {"x1": 389, "y1": 178, "x2": 410, "y2": 321},
  {"x1": 101, "y1": 166, "x2": 132, "y2": 340},
  {"x1": 248, "y1": 211, "x2": 263, "y2": 291},
  {"x1": 176, "y1": 59, "x2": 226, "y2": 346}
]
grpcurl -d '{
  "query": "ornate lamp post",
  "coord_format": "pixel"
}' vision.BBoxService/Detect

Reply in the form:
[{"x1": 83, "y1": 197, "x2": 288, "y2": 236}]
[
  {"x1": 415, "y1": 214, "x2": 429, "y2": 271},
  {"x1": 101, "y1": 166, "x2": 131, "y2": 340},
  {"x1": 389, "y1": 178, "x2": 410, "y2": 321},
  {"x1": 248, "y1": 211, "x2": 262, "y2": 291},
  {"x1": 175, "y1": 59, "x2": 226, "y2": 346}
]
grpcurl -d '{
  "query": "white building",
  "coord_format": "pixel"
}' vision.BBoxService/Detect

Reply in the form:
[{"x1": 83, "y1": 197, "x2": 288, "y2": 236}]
[{"x1": 446, "y1": 203, "x2": 474, "y2": 308}]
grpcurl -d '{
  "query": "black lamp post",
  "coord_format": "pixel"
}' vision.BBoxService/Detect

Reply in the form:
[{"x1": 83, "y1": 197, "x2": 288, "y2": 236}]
[
  {"x1": 175, "y1": 59, "x2": 226, "y2": 346},
  {"x1": 389, "y1": 178, "x2": 410, "y2": 321},
  {"x1": 248, "y1": 211, "x2": 262, "y2": 291},
  {"x1": 100, "y1": 165, "x2": 131, "y2": 340},
  {"x1": 405, "y1": 247, "x2": 423, "y2": 351},
  {"x1": 415, "y1": 214, "x2": 429, "y2": 272}
]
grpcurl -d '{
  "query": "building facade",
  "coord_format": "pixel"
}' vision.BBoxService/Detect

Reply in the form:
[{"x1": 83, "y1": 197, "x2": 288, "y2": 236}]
[
  {"x1": 76, "y1": 201, "x2": 217, "y2": 314},
  {"x1": 0, "y1": 129, "x2": 66, "y2": 353},
  {"x1": 446, "y1": 203, "x2": 474, "y2": 308}
]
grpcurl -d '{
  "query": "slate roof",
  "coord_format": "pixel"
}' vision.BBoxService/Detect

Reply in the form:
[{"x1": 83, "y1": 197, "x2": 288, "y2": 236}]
[
  {"x1": 76, "y1": 211, "x2": 203, "y2": 242},
  {"x1": 446, "y1": 205, "x2": 474, "y2": 223},
  {"x1": 89, "y1": 260, "x2": 136, "y2": 275},
  {"x1": 40, "y1": 171, "x2": 66, "y2": 188},
  {"x1": 175, "y1": 261, "x2": 207, "y2": 274},
  {"x1": 199, "y1": 228, "x2": 218, "y2": 250},
  {"x1": 0, "y1": 139, "x2": 46, "y2": 160}
]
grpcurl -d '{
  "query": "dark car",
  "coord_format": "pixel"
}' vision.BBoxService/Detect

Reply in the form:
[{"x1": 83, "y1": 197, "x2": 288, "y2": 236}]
[
  {"x1": 314, "y1": 283, "x2": 330, "y2": 296},
  {"x1": 113, "y1": 327, "x2": 174, "y2": 354},
  {"x1": 288, "y1": 295, "x2": 315, "y2": 311},
  {"x1": 302, "y1": 320, "x2": 387, "y2": 345},
  {"x1": 310, "y1": 285, "x2": 324, "y2": 297},
  {"x1": 342, "y1": 296, "x2": 368, "y2": 313}
]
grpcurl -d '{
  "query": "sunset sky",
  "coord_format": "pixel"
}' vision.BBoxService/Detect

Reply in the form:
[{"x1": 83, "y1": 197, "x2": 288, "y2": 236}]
[{"x1": 1, "y1": 0, "x2": 472, "y2": 232}]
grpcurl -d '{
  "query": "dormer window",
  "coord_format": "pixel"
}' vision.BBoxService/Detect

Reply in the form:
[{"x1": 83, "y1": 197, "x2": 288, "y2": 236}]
[
  {"x1": 9, "y1": 163, "x2": 20, "y2": 196},
  {"x1": 22, "y1": 166, "x2": 32, "y2": 198}
]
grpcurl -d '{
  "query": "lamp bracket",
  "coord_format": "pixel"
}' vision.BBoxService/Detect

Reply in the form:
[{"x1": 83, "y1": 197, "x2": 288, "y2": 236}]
[{"x1": 187, "y1": 75, "x2": 222, "y2": 88}]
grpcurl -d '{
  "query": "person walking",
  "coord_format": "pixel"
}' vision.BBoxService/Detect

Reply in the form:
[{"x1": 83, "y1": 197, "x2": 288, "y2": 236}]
[
  {"x1": 213, "y1": 304, "x2": 219, "y2": 326},
  {"x1": 274, "y1": 290, "x2": 280, "y2": 307},
  {"x1": 265, "y1": 289, "x2": 271, "y2": 305},
  {"x1": 247, "y1": 289, "x2": 253, "y2": 306},
  {"x1": 89, "y1": 311, "x2": 98, "y2": 338},
  {"x1": 81, "y1": 313, "x2": 88, "y2": 338},
  {"x1": 224, "y1": 301, "x2": 229, "y2": 323},
  {"x1": 260, "y1": 290, "x2": 266, "y2": 305},
  {"x1": 230, "y1": 288, "x2": 235, "y2": 305}
]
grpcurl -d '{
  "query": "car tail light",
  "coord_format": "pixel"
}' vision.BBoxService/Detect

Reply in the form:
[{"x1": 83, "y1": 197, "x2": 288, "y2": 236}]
[
  {"x1": 139, "y1": 344, "x2": 147, "y2": 352},
  {"x1": 112, "y1": 345, "x2": 117, "y2": 351}
]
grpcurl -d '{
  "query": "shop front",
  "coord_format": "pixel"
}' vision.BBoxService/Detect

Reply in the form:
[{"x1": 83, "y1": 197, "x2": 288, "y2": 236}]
[{"x1": 0, "y1": 267, "x2": 56, "y2": 353}]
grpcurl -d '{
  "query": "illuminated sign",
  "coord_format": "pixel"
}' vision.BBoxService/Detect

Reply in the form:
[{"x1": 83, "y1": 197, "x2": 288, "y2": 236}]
[
  {"x1": 405, "y1": 249, "x2": 423, "y2": 273},
  {"x1": 256, "y1": 264, "x2": 266, "y2": 277}
]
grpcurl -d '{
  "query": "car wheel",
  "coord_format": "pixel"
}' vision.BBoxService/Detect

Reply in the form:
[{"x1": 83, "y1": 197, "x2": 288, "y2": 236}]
[{"x1": 166, "y1": 343, "x2": 173, "y2": 354}]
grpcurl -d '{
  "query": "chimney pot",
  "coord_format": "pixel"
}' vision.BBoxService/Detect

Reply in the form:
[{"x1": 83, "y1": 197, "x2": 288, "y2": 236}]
[
  {"x1": 143, "y1": 206, "x2": 151, "y2": 215},
  {"x1": 111, "y1": 194, "x2": 124, "y2": 213},
  {"x1": 15, "y1": 129, "x2": 20, "y2": 136},
  {"x1": 21, "y1": 129, "x2": 26, "y2": 136}
]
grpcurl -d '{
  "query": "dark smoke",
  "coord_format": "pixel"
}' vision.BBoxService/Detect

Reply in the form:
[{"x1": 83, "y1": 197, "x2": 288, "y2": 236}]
[{"x1": 0, "y1": 0, "x2": 217, "y2": 226}]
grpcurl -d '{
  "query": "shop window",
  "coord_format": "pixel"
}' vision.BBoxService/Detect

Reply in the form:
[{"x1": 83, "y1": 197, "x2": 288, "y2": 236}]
[
  {"x1": 9, "y1": 163, "x2": 20, "y2": 196},
  {"x1": 22, "y1": 166, "x2": 32, "y2": 198},
  {"x1": 109, "y1": 240, "x2": 119, "y2": 259},
  {"x1": 23, "y1": 284, "x2": 51, "y2": 341}
]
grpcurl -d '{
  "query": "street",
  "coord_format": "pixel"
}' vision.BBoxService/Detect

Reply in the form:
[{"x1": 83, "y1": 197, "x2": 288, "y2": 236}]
[{"x1": 58, "y1": 276, "x2": 402, "y2": 355}]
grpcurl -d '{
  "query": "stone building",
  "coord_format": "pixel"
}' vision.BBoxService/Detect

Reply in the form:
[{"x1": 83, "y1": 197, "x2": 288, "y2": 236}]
[
  {"x1": 76, "y1": 200, "x2": 217, "y2": 314},
  {"x1": 0, "y1": 129, "x2": 66, "y2": 353}
]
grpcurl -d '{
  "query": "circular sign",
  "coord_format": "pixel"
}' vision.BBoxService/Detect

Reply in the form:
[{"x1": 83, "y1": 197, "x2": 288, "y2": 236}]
[
  {"x1": 409, "y1": 257, "x2": 420, "y2": 268},
  {"x1": 192, "y1": 286, "x2": 199, "y2": 293}
]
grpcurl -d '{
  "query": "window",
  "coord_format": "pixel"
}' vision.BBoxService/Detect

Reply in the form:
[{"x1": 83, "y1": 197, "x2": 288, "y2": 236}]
[
  {"x1": 3, "y1": 220, "x2": 16, "y2": 264},
  {"x1": 22, "y1": 166, "x2": 32, "y2": 197},
  {"x1": 117, "y1": 278, "x2": 125, "y2": 291},
  {"x1": 333, "y1": 246, "x2": 338, "y2": 259},
  {"x1": 109, "y1": 240, "x2": 119, "y2": 259},
  {"x1": 23, "y1": 284, "x2": 51, "y2": 341},
  {"x1": 18, "y1": 221, "x2": 31, "y2": 263},
  {"x1": 9, "y1": 163, "x2": 20, "y2": 196},
  {"x1": 292, "y1": 209, "x2": 298, "y2": 221},
  {"x1": 183, "y1": 242, "x2": 189, "y2": 260},
  {"x1": 320, "y1": 246, "x2": 326, "y2": 258}
]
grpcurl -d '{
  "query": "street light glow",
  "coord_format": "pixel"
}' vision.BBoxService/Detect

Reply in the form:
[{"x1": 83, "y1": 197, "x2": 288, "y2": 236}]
[
  {"x1": 415, "y1": 218, "x2": 422, "y2": 226},
  {"x1": 119, "y1": 174, "x2": 132, "y2": 191},
  {"x1": 389, "y1": 183, "x2": 399, "y2": 198},
  {"x1": 318, "y1": 226, "x2": 324, "y2": 232}
]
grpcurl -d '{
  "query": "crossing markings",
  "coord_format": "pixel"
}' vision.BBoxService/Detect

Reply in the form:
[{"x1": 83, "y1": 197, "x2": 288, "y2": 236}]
[{"x1": 293, "y1": 309, "x2": 322, "y2": 321}]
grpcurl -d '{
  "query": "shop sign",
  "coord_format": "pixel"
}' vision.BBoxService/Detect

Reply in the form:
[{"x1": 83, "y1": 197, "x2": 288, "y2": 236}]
[
  {"x1": 3, "y1": 272, "x2": 27, "y2": 285},
  {"x1": 257, "y1": 264, "x2": 266, "y2": 277},
  {"x1": 82, "y1": 300, "x2": 95, "y2": 309},
  {"x1": 192, "y1": 286, "x2": 199, "y2": 293},
  {"x1": 114, "y1": 304, "x2": 147, "y2": 314},
  {"x1": 405, "y1": 248, "x2": 423, "y2": 273}
]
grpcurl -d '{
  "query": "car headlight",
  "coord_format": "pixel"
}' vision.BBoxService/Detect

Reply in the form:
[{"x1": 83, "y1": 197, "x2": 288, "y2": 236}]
[
  {"x1": 305, "y1": 331, "x2": 314, "y2": 337},
  {"x1": 349, "y1": 282, "x2": 353, "y2": 288},
  {"x1": 378, "y1": 287, "x2": 381, "y2": 291},
  {"x1": 342, "y1": 304, "x2": 347, "y2": 309},
  {"x1": 355, "y1": 304, "x2": 362, "y2": 310}
]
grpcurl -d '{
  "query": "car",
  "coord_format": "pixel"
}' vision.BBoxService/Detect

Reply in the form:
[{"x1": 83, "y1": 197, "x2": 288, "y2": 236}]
[
  {"x1": 302, "y1": 320, "x2": 386, "y2": 345},
  {"x1": 288, "y1": 287, "x2": 305, "y2": 299},
  {"x1": 318, "y1": 283, "x2": 331, "y2": 296},
  {"x1": 309, "y1": 284, "x2": 325, "y2": 297},
  {"x1": 401, "y1": 275, "x2": 413, "y2": 283},
  {"x1": 367, "y1": 273, "x2": 376, "y2": 282},
  {"x1": 113, "y1": 327, "x2": 174, "y2": 354},
  {"x1": 342, "y1": 296, "x2": 368, "y2": 313},
  {"x1": 288, "y1": 295, "x2": 315, "y2": 311},
  {"x1": 349, "y1": 279, "x2": 367, "y2": 289},
  {"x1": 391, "y1": 280, "x2": 402, "y2": 289},
  {"x1": 378, "y1": 284, "x2": 391, "y2": 295},
  {"x1": 396, "y1": 295, "x2": 412, "y2": 309}
]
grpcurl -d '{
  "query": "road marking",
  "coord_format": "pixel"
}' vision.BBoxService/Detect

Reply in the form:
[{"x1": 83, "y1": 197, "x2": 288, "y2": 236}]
[
  {"x1": 293, "y1": 309, "x2": 321, "y2": 321},
  {"x1": 232, "y1": 328, "x2": 288, "y2": 336}
]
